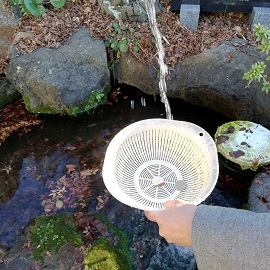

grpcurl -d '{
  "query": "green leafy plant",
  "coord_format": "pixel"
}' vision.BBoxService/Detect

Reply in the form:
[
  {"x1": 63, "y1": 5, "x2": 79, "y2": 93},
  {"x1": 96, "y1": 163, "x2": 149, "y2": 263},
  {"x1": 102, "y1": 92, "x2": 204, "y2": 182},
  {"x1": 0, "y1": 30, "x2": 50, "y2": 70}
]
[
  {"x1": 28, "y1": 213, "x2": 83, "y2": 261},
  {"x1": 105, "y1": 22, "x2": 141, "y2": 70},
  {"x1": 243, "y1": 23, "x2": 270, "y2": 94},
  {"x1": 84, "y1": 90, "x2": 105, "y2": 112},
  {"x1": 10, "y1": 0, "x2": 66, "y2": 16},
  {"x1": 70, "y1": 90, "x2": 106, "y2": 116}
]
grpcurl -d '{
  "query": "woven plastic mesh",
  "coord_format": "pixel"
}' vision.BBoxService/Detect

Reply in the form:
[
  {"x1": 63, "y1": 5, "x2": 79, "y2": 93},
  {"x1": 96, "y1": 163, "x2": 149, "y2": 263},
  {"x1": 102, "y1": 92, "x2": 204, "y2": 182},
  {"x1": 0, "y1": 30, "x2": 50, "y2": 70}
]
[{"x1": 103, "y1": 119, "x2": 219, "y2": 210}]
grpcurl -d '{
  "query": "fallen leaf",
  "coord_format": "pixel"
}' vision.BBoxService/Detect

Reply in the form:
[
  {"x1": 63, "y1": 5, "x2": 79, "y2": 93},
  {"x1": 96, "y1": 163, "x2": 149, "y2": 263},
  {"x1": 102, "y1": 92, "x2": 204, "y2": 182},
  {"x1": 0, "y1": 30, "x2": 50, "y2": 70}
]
[
  {"x1": 66, "y1": 164, "x2": 76, "y2": 173},
  {"x1": 227, "y1": 126, "x2": 235, "y2": 133},
  {"x1": 66, "y1": 146, "x2": 76, "y2": 151},
  {"x1": 80, "y1": 169, "x2": 93, "y2": 176},
  {"x1": 22, "y1": 241, "x2": 30, "y2": 249},
  {"x1": 234, "y1": 26, "x2": 241, "y2": 32},
  {"x1": 240, "y1": 141, "x2": 251, "y2": 148},
  {"x1": 229, "y1": 150, "x2": 245, "y2": 158},
  {"x1": 56, "y1": 200, "x2": 63, "y2": 209},
  {"x1": 216, "y1": 135, "x2": 229, "y2": 144}
]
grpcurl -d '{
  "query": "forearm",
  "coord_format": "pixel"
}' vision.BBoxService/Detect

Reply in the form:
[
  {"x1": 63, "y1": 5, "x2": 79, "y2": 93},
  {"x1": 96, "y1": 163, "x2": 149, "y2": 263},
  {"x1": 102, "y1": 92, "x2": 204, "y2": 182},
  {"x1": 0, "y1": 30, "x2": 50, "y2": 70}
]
[{"x1": 192, "y1": 205, "x2": 270, "y2": 270}]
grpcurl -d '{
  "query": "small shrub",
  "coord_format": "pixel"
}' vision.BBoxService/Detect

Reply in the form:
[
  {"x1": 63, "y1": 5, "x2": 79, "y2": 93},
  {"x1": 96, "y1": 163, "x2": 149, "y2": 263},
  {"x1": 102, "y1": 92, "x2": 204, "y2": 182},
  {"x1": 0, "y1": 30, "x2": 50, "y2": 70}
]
[
  {"x1": 243, "y1": 23, "x2": 270, "y2": 94},
  {"x1": 105, "y1": 22, "x2": 141, "y2": 70}
]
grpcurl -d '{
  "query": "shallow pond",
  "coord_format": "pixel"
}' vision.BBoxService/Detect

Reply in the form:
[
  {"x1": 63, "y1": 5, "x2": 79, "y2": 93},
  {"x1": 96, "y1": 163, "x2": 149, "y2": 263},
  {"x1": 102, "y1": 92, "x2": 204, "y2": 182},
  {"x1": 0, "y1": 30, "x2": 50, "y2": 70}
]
[{"x1": 0, "y1": 85, "x2": 244, "y2": 253}]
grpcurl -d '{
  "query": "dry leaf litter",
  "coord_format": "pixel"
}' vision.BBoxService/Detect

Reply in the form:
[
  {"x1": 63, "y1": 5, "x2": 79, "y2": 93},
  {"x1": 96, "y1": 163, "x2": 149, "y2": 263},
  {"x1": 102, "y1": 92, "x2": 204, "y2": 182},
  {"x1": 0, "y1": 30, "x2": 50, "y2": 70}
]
[{"x1": 0, "y1": 0, "x2": 256, "y2": 75}]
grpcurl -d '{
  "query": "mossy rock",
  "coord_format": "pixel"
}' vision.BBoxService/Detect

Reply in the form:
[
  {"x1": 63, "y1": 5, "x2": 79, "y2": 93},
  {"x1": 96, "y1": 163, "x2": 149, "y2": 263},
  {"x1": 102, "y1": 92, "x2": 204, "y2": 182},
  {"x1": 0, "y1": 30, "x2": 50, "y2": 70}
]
[
  {"x1": 23, "y1": 83, "x2": 111, "y2": 115},
  {"x1": 85, "y1": 237, "x2": 131, "y2": 270},
  {"x1": 23, "y1": 95, "x2": 60, "y2": 114},
  {"x1": 215, "y1": 121, "x2": 270, "y2": 170},
  {"x1": 67, "y1": 86, "x2": 110, "y2": 116},
  {"x1": 28, "y1": 213, "x2": 83, "y2": 261},
  {"x1": 84, "y1": 214, "x2": 132, "y2": 270},
  {"x1": 27, "y1": 211, "x2": 132, "y2": 268}
]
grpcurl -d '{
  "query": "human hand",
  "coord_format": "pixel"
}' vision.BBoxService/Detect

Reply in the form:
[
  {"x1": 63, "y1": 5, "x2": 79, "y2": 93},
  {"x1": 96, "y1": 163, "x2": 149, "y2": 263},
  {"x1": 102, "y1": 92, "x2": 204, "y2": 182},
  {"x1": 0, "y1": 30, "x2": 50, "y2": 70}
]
[{"x1": 144, "y1": 199, "x2": 197, "y2": 247}]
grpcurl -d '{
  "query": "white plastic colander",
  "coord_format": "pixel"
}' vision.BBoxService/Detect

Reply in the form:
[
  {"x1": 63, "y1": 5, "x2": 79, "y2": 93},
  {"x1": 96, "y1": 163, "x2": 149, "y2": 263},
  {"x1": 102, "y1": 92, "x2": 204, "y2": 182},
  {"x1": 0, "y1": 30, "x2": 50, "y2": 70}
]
[{"x1": 102, "y1": 119, "x2": 219, "y2": 210}]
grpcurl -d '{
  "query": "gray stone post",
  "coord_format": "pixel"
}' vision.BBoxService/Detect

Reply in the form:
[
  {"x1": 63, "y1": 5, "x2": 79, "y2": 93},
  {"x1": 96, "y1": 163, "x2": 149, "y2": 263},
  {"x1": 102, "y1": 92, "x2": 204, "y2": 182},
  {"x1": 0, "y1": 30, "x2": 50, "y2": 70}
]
[
  {"x1": 179, "y1": 4, "x2": 200, "y2": 30},
  {"x1": 248, "y1": 7, "x2": 270, "y2": 29}
]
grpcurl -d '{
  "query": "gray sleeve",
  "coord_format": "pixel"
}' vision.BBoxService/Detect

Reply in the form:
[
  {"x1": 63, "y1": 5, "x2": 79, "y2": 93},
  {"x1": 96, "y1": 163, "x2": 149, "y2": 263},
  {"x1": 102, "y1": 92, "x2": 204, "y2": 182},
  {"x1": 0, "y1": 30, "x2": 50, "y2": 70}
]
[{"x1": 192, "y1": 204, "x2": 270, "y2": 270}]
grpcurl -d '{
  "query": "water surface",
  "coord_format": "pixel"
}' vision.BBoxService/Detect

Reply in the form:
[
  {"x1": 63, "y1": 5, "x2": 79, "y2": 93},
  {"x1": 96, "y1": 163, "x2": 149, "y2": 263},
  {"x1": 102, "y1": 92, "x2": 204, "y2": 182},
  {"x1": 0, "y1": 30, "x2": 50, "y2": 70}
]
[{"x1": 0, "y1": 86, "x2": 239, "y2": 248}]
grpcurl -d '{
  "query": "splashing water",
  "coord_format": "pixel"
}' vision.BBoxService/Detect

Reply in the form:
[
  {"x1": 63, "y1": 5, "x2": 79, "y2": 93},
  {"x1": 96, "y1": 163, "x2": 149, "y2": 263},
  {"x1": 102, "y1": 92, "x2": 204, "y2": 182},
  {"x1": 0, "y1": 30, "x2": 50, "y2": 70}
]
[{"x1": 144, "y1": 0, "x2": 173, "y2": 120}]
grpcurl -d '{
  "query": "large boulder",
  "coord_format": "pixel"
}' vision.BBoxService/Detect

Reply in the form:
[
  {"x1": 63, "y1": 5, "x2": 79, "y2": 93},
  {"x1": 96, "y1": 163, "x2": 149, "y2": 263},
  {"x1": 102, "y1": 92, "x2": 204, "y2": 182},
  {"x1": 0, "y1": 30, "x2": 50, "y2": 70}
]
[
  {"x1": 114, "y1": 39, "x2": 270, "y2": 128},
  {"x1": 5, "y1": 28, "x2": 110, "y2": 115},
  {"x1": 0, "y1": 0, "x2": 19, "y2": 61}
]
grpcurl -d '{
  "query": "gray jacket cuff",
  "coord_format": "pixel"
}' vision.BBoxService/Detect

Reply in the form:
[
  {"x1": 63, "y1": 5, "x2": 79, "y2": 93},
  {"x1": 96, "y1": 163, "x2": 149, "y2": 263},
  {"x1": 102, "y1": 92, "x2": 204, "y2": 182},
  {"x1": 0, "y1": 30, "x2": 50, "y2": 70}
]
[{"x1": 192, "y1": 204, "x2": 270, "y2": 270}]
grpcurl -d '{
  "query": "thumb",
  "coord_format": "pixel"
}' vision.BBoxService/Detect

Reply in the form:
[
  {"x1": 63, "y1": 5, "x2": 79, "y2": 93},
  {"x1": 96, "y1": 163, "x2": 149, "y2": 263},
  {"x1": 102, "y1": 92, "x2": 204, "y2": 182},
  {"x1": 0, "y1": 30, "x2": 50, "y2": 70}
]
[
  {"x1": 165, "y1": 199, "x2": 187, "y2": 209},
  {"x1": 144, "y1": 210, "x2": 158, "y2": 222}
]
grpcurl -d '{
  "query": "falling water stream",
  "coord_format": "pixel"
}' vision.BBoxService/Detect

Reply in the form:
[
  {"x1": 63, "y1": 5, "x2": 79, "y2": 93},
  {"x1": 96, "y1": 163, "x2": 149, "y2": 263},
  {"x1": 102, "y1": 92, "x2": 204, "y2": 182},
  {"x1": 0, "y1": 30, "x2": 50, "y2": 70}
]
[{"x1": 144, "y1": 0, "x2": 173, "y2": 120}]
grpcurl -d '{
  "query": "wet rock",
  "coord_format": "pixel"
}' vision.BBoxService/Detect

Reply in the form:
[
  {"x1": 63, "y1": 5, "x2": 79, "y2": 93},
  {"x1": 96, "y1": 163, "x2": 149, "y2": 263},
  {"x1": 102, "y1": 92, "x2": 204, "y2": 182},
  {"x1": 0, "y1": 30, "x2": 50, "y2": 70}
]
[
  {"x1": 248, "y1": 169, "x2": 270, "y2": 213},
  {"x1": 0, "y1": 78, "x2": 20, "y2": 109},
  {"x1": 0, "y1": 157, "x2": 45, "y2": 247},
  {"x1": 5, "y1": 28, "x2": 110, "y2": 115},
  {"x1": 147, "y1": 245, "x2": 195, "y2": 270},
  {"x1": 0, "y1": 225, "x2": 34, "y2": 270},
  {"x1": 114, "y1": 39, "x2": 270, "y2": 129},
  {"x1": 204, "y1": 181, "x2": 243, "y2": 208},
  {"x1": 100, "y1": 196, "x2": 196, "y2": 270},
  {"x1": 0, "y1": 227, "x2": 85, "y2": 270},
  {"x1": 42, "y1": 243, "x2": 84, "y2": 270}
]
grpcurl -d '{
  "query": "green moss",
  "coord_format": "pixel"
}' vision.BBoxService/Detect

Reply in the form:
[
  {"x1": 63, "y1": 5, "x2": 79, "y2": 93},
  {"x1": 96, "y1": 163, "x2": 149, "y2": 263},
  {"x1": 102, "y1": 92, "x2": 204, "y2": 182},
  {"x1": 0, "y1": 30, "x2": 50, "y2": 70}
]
[
  {"x1": 23, "y1": 95, "x2": 59, "y2": 114},
  {"x1": 28, "y1": 213, "x2": 83, "y2": 261},
  {"x1": 28, "y1": 104, "x2": 59, "y2": 114},
  {"x1": 0, "y1": 93, "x2": 20, "y2": 109},
  {"x1": 85, "y1": 214, "x2": 132, "y2": 270},
  {"x1": 22, "y1": 83, "x2": 111, "y2": 115},
  {"x1": 241, "y1": 203, "x2": 249, "y2": 210},
  {"x1": 22, "y1": 95, "x2": 31, "y2": 111},
  {"x1": 103, "y1": 82, "x2": 111, "y2": 95}
]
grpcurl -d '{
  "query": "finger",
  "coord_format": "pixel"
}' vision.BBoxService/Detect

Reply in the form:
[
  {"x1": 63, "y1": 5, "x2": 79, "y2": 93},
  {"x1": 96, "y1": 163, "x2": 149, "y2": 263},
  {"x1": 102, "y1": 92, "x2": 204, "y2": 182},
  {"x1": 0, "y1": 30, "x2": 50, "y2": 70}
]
[
  {"x1": 144, "y1": 210, "x2": 158, "y2": 222},
  {"x1": 165, "y1": 199, "x2": 189, "y2": 209},
  {"x1": 165, "y1": 200, "x2": 179, "y2": 209}
]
